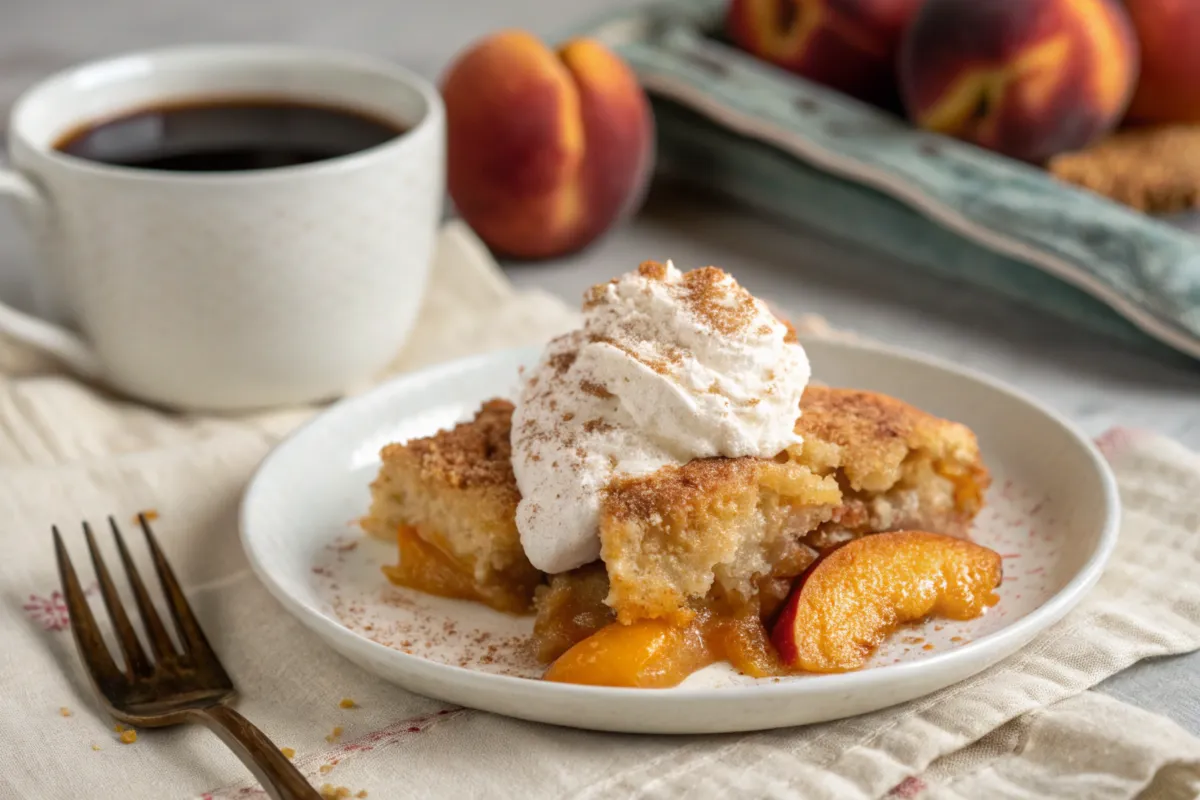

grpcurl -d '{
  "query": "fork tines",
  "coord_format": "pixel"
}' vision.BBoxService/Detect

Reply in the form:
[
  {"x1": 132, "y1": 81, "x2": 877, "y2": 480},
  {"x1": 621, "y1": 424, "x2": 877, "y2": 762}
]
[{"x1": 53, "y1": 514, "x2": 220, "y2": 681}]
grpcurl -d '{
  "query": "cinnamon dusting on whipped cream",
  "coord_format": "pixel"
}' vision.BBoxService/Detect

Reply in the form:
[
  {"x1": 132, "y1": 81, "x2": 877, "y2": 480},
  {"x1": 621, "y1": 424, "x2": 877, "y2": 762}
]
[{"x1": 511, "y1": 261, "x2": 811, "y2": 574}]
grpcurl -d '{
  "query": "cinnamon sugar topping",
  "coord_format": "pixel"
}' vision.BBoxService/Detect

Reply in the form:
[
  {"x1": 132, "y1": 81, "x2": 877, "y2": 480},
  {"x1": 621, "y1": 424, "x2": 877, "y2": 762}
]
[
  {"x1": 637, "y1": 260, "x2": 669, "y2": 281},
  {"x1": 604, "y1": 457, "x2": 758, "y2": 522},
  {"x1": 579, "y1": 380, "x2": 614, "y2": 399},
  {"x1": 383, "y1": 399, "x2": 515, "y2": 490},
  {"x1": 677, "y1": 266, "x2": 758, "y2": 335},
  {"x1": 548, "y1": 349, "x2": 577, "y2": 375}
]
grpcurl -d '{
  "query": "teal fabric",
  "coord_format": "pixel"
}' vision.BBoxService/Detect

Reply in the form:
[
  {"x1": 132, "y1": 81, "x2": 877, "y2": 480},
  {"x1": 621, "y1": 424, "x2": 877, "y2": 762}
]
[{"x1": 561, "y1": 0, "x2": 1200, "y2": 363}]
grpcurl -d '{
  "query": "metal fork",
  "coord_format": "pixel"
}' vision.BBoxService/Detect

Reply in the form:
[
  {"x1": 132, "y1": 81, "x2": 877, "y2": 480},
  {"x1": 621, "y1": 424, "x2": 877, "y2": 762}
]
[{"x1": 53, "y1": 514, "x2": 321, "y2": 800}]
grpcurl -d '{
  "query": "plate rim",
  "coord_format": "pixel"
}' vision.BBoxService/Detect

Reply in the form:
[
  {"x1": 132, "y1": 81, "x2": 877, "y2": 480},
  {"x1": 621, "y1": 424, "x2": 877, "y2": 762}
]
[{"x1": 239, "y1": 337, "x2": 1121, "y2": 706}]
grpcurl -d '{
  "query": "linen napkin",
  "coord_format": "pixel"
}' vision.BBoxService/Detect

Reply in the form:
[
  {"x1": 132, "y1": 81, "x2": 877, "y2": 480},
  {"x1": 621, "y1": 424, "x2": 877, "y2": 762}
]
[{"x1": 2, "y1": 222, "x2": 1199, "y2": 799}]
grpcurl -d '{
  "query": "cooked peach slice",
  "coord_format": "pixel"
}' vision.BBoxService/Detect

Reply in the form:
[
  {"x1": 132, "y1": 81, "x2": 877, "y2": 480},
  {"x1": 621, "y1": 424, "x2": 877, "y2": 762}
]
[
  {"x1": 771, "y1": 531, "x2": 1002, "y2": 673},
  {"x1": 382, "y1": 525, "x2": 532, "y2": 614},
  {"x1": 542, "y1": 611, "x2": 780, "y2": 688},
  {"x1": 542, "y1": 619, "x2": 708, "y2": 688}
]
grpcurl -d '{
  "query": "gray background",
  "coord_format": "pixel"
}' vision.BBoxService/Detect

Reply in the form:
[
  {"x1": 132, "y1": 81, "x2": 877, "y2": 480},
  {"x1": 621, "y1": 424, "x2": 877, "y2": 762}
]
[{"x1": 2, "y1": 0, "x2": 1198, "y2": 733}]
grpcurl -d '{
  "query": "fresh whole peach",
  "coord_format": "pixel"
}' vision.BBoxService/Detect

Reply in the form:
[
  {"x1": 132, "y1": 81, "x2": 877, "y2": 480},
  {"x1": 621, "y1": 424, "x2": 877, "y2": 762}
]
[
  {"x1": 1123, "y1": 0, "x2": 1200, "y2": 123},
  {"x1": 440, "y1": 31, "x2": 654, "y2": 260},
  {"x1": 899, "y1": 0, "x2": 1139, "y2": 163},
  {"x1": 727, "y1": 0, "x2": 926, "y2": 105}
]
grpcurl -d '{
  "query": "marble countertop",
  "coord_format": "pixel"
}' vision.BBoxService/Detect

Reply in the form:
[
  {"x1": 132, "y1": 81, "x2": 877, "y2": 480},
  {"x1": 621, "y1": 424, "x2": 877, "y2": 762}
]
[{"x1": 2, "y1": 0, "x2": 1198, "y2": 734}]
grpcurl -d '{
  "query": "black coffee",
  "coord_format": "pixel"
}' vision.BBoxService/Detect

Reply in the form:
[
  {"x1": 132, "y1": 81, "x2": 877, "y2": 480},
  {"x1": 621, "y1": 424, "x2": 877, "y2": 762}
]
[{"x1": 54, "y1": 98, "x2": 406, "y2": 172}]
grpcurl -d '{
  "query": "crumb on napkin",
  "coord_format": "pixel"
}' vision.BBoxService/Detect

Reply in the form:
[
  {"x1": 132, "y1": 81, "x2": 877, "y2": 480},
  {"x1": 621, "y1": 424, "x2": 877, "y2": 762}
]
[{"x1": 1048, "y1": 124, "x2": 1200, "y2": 214}]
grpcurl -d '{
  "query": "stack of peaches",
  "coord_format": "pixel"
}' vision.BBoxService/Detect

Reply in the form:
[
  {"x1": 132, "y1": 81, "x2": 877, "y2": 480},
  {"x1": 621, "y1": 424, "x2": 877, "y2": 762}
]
[
  {"x1": 440, "y1": 1, "x2": 1199, "y2": 259},
  {"x1": 728, "y1": 0, "x2": 1194, "y2": 163}
]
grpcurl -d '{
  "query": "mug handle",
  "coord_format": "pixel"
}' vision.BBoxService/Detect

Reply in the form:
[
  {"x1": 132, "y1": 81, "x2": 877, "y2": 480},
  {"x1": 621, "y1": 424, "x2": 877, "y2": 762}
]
[{"x1": 0, "y1": 169, "x2": 102, "y2": 378}]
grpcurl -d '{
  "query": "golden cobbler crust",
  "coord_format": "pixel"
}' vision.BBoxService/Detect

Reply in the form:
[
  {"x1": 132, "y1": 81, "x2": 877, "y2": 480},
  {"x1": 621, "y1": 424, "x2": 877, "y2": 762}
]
[
  {"x1": 588, "y1": 385, "x2": 990, "y2": 630},
  {"x1": 600, "y1": 458, "x2": 840, "y2": 624},
  {"x1": 363, "y1": 399, "x2": 537, "y2": 612},
  {"x1": 364, "y1": 385, "x2": 991, "y2": 636},
  {"x1": 791, "y1": 386, "x2": 984, "y2": 492},
  {"x1": 380, "y1": 398, "x2": 519, "y2": 494}
]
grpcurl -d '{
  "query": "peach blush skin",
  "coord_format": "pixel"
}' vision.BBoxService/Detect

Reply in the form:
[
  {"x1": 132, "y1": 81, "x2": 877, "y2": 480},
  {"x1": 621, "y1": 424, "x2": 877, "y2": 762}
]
[
  {"x1": 1123, "y1": 0, "x2": 1200, "y2": 124},
  {"x1": 899, "y1": 0, "x2": 1138, "y2": 163},
  {"x1": 771, "y1": 531, "x2": 1003, "y2": 674},
  {"x1": 440, "y1": 31, "x2": 653, "y2": 259},
  {"x1": 726, "y1": 0, "x2": 926, "y2": 105}
]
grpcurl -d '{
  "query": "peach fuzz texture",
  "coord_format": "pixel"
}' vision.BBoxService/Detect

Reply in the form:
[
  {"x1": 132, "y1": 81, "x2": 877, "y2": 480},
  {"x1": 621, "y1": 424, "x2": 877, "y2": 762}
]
[
  {"x1": 899, "y1": 0, "x2": 1138, "y2": 163},
  {"x1": 1123, "y1": 0, "x2": 1200, "y2": 124},
  {"x1": 441, "y1": 31, "x2": 654, "y2": 259},
  {"x1": 726, "y1": 0, "x2": 925, "y2": 104}
]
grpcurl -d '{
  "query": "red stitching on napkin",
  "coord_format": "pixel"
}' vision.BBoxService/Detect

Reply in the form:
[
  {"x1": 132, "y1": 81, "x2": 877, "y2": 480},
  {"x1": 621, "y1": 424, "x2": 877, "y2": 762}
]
[
  {"x1": 331, "y1": 707, "x2": 467, "y2": 756},
  {"x1": 22, "y1": 591, "x2": 70, "y2": 632},
  {"x1": 22, "y1": 583, "x2": 97, "y2": 632},
  {"x1": 197, "y1": 707, "x2": 469, "y2": 798},
  {"x1": 1095, "y1": 427, "x2": 1153, "y2": 460},
  {"x1": 887, "y1": 776, "x2": 927, "y2": 798}
]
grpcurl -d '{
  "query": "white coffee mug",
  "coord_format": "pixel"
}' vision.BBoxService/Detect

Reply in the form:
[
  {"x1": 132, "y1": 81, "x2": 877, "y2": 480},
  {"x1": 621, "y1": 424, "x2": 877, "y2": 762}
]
[{"x1": 0, "y1": 44, "x2": 444, "y2": 411}]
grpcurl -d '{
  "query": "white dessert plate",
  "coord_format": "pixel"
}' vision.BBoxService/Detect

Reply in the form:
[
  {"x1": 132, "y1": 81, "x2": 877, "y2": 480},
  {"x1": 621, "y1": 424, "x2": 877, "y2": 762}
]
[{"x1": 240, "y1": 338, "x2": 1119, "y2": 734}]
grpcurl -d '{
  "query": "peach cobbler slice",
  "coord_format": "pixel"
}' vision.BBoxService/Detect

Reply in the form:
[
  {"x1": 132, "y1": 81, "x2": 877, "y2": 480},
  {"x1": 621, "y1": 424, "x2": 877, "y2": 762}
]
[
  {"x1": 362, "y1": 399, "x2": 539, "y2": 614},
  {"x1": 535, "y1": 386, "x2": 991, "y2": 686},
  {"x1": 362, "y1": 386, "x2": 991, "y2": 686}
]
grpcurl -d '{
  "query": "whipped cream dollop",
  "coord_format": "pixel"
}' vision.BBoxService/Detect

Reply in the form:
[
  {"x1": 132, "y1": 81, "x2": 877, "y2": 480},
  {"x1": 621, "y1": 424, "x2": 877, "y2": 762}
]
[{"x1": 510, "y1": 261, "x2": 811, "y2": 574}]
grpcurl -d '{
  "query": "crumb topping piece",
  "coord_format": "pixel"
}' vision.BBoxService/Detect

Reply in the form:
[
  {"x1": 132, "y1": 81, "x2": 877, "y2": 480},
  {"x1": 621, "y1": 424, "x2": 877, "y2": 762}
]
[
  {"x1": 383, "y1": 399, "x2": 516, "y2": 491},
  {"x1": 1048, "y1": 124, "x2": 1200, "y2": 214},
  {"x1": 604, "y1": 457, "x2": 759, "y2": 522},
  {"x1": 677, "y1": 265, "x2": 758, "y2": 336}
]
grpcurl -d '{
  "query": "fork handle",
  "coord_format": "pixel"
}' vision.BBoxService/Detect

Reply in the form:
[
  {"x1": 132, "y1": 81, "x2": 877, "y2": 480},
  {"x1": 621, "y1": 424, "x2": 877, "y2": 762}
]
[{"x1": 189, "y1": 705, "x2": 322, "y2": 799}]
